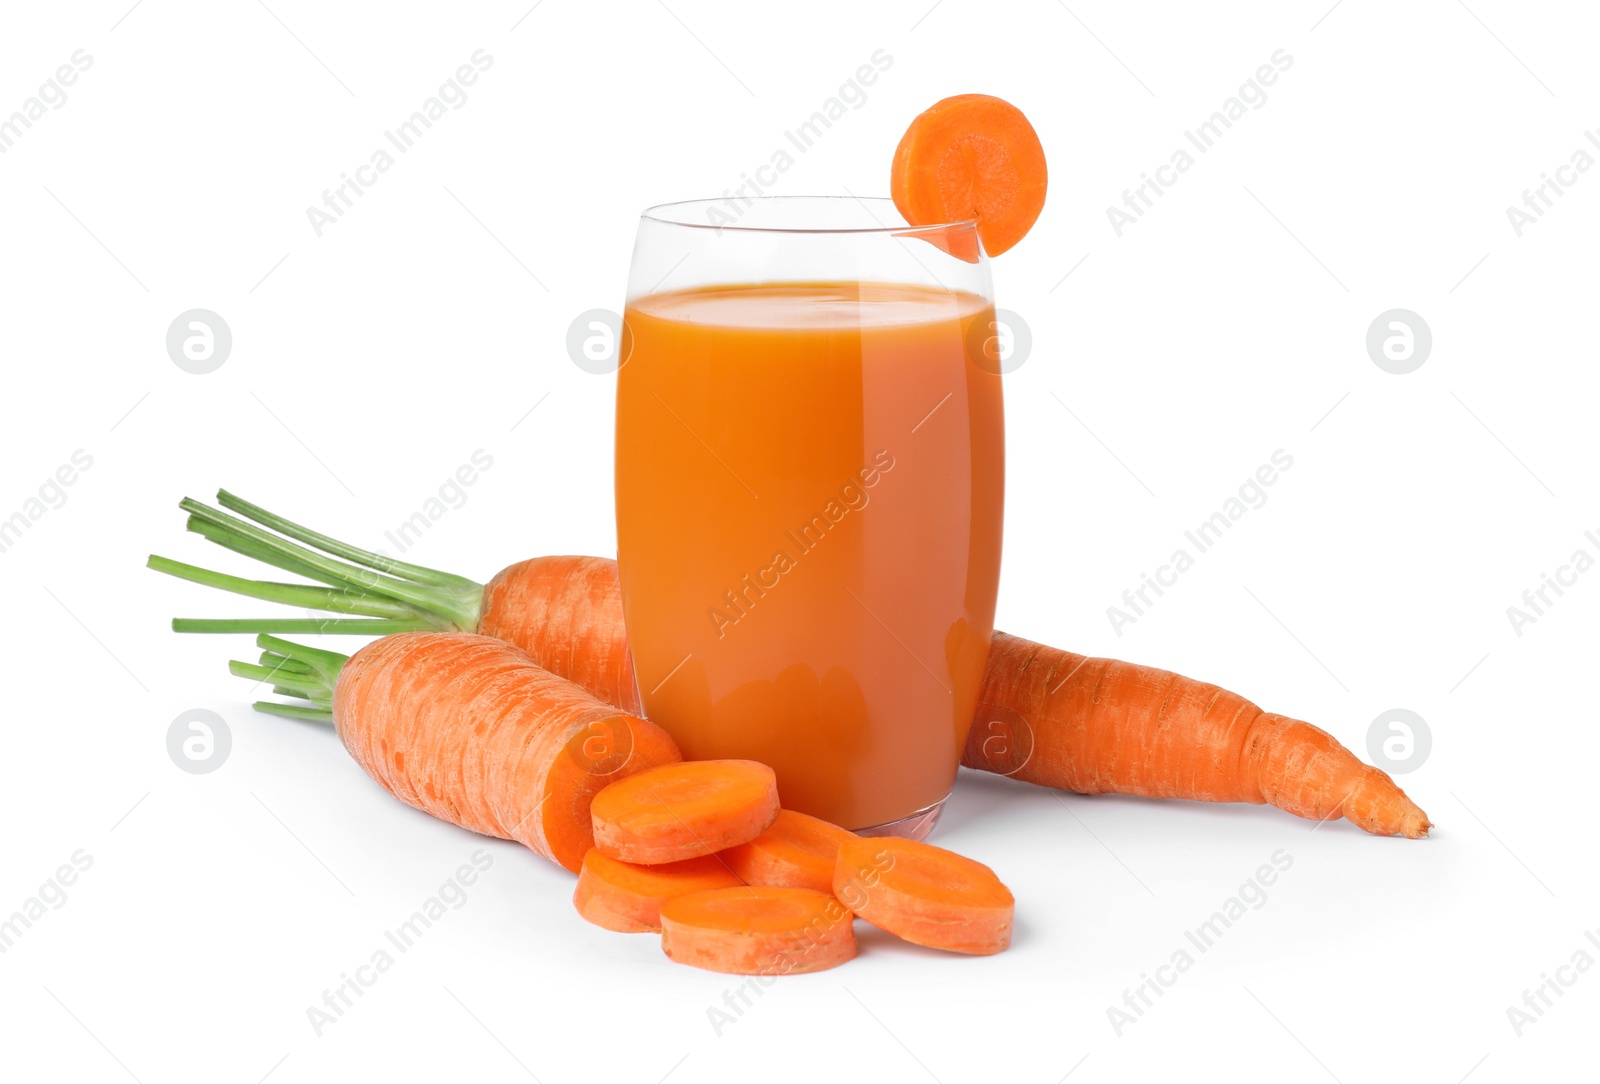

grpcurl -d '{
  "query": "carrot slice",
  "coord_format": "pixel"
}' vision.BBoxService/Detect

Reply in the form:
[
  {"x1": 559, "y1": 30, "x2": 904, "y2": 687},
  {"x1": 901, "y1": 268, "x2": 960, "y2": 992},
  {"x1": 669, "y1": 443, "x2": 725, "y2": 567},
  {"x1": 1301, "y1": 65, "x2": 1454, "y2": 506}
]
[
  {"x1": 572, "y1": 891, "x2": 654, "y2": 934},
  {"x1": 590, "y1": 759, "x2": 780, "y2": 864},
  {"x1": 891, "y1": 93, "x2": 1047, "y2": 258},
  {"x1": 833, "y1": 837, "x2": 1014, "y2": 955},
  {"x1": 660, "y1": 886, "x2": 856, "y2": 975},
  {"x1": 720, "y1": 809, "x2": 857, "y2": 894},
  {"x1": 573, "y1": 849, "x2": 744, "y2": 933}
]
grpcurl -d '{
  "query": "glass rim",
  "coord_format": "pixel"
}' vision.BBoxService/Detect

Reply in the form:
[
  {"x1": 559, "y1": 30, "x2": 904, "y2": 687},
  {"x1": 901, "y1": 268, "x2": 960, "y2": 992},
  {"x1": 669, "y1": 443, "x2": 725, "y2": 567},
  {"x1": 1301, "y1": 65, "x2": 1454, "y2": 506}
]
[{"x1": 639, "y1": 195, "x2": 978, "y2": 235}]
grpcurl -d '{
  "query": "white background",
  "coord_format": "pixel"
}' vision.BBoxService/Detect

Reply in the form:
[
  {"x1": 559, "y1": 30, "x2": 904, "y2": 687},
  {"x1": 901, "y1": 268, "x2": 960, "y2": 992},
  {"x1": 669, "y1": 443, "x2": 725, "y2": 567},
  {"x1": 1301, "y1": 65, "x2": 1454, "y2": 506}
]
[{"x1": 1, "y1": 1, "x2": 1595, "y2": 1081}]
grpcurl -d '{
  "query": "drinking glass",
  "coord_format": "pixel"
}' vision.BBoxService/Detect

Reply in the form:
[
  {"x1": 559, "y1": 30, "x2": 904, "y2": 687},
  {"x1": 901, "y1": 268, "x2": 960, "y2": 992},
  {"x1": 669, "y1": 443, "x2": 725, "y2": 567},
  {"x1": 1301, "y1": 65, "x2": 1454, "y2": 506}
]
[{"x1": 615, "y1": 196, "x2": 1004, "y2": 837}]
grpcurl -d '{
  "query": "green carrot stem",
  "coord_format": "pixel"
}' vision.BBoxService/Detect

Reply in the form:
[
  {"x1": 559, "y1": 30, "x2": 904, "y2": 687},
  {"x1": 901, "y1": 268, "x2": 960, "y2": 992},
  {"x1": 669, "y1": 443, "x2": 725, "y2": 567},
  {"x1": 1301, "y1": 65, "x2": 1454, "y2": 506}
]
[
  {"x1": 224, "y1": 635, "x2": 348, "y2": 722},
  {"x1": 256, "y1": 634, "x2": 348, "y2": 685},
  {"x1": 259, "y1": 652, "x2": 316, "y2": 676},
  {"x1": 178, "y1": 498, "x2": 482, "y2": 631},
  {"x1": 183, "y1": 498, "x2": 407, "y2": 594},
  {"x1": 173, "y1": 617, "x2": 434, "y2": 634},
  {"x1": 148, "y1": 555, "x2": 432, "y2": 620},
  {"x1": 252, "y1": 701, "x2": 334, "y2": 725},
  {"x1": 216, "y1": 489, "x2": 479, "y2": 589},
  {"x1": 187, "y1": 515, "x2": 347, "y2": 587},
  {"x1": 229, "y1": 660, "x2": 327, "y2": 701}
]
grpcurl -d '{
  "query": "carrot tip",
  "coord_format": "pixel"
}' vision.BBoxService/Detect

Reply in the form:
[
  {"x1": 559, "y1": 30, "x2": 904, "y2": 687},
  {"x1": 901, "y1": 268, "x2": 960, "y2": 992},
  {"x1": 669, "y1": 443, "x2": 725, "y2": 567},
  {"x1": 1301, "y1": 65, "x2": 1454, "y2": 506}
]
[
  {"x1": 1402, "y1": 808, "x2": 1433, "y2": 840},
  {"x1": 1342, "y1": 770, "x2": 1433, "y2": 839}
]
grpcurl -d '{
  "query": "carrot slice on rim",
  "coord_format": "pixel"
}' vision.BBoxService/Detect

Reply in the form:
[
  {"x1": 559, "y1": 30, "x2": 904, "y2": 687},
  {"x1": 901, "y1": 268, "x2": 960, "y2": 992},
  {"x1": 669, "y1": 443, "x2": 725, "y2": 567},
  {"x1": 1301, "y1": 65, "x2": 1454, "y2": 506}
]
[
  {"x1": 573, "y1": 848, "x2": 745, "y2": 933},
  {"x1": 719, "y1": 809, "x2": 857, "y2": 894},
  {"x1": 590, "y1": 759, "x2": 780, "y2": 864},
  {"x1": 833, "y1": 837, "x2": 1014, "y2": 955},
  {"x1": 660, "y1": 886, "x2": 856, "y2": 975},
  {"x1": 891, "y1": 93, "x2": 1047, "y2": 258}
]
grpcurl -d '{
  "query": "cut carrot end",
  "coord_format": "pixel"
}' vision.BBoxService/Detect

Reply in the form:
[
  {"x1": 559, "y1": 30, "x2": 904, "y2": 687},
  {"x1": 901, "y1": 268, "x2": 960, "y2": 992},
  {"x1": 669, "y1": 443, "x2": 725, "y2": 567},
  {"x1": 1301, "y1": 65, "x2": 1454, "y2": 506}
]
[
  {"x1": 573, "y1": 849, "x2": 744, "y2": 934},
  {"x1": 834, "y1": 837, "x2": 1014, "y2": 956},
  {"x1": 720, "y1": 809, "x2": 858, "y2": 894},
  {"x1": 537, "y1": 714, "x2": 685, "y2": 873},
  {"x1": 891, "y1": 93, "x2": 1047, "y2": 258},
  {"x1": 660, "y1": 886, "x2": 856, "y2": 975},
  {"x1": 590, "y1": 759, "x2": 780, "y2": 865}
]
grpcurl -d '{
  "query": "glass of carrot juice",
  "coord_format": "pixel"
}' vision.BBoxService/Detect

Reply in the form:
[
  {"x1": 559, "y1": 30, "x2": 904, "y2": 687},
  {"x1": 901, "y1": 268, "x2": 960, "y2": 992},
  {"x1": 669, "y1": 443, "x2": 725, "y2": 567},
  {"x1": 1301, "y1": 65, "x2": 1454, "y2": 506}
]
[{"x1": 615, "y1": 196, "x2": 1004, "y2": 838}]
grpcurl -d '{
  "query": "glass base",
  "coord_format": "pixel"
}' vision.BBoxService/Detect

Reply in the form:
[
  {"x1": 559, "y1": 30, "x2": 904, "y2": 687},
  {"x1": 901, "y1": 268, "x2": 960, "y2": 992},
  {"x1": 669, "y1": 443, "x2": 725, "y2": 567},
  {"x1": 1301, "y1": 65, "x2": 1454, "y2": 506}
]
[{"x1": 853, "y1": 794, "x2": 947, "y2": 842}]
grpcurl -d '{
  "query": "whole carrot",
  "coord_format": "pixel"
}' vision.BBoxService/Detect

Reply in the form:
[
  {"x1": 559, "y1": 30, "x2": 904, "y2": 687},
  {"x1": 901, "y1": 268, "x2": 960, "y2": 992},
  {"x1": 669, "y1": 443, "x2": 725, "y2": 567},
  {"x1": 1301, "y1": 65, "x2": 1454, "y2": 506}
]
[
  {"x1": 154, "y1": 493, "x2": 1431, "y2": 838},
  {"x1": 229, "y1": 631, "x2": 679, "y2": 871},
  {"x1": 962, "y1": 633, "x2": 1431, "y2": 838}
]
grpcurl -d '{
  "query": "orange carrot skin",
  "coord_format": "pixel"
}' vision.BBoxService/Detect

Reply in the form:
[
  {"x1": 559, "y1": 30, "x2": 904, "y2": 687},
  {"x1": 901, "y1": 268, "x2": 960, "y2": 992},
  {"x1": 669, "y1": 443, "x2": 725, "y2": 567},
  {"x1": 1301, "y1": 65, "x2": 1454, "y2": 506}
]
[
  {"x1": 963, "y1": 633, "x2": 1432, "y2": 838},
  {"x1": 479, "y1": 556, "x2": 643, "y2": 715},
  {"x1": 474, "y1": 562, "x2": 1428, "y2": 838},
  {"x1": 334, "y1": 632, "x2": 679, "y2": 872}
]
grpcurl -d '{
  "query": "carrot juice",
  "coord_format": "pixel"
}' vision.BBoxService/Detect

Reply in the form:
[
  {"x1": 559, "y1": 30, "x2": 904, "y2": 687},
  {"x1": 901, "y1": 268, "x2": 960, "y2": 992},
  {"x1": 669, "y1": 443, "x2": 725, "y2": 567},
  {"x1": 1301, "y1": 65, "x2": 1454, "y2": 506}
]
[{"x1": 615, "y1": 281, "x2": 1004, "y2": 831}]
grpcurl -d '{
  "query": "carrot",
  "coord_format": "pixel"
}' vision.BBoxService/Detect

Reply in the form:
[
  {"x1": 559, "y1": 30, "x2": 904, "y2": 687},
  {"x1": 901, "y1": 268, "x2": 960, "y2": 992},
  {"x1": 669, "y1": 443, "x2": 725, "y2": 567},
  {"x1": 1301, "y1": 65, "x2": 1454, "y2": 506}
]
[
  {"x1": 221, "y1": 631, "x2": 678, "y2": 872},
  {"x1": 963, "y1": 633, "x2": 1433, "y2": 838},
  {"x1": 150, "y1": 491, "x2": 641, "y2": 713},
  {"x1": 590, "y1": 760, "x2": 779, "y2": 865},
  {"x1": 570, "y1": 892, "x2": 653, "y2": 935},
  {"x1": 890, "y1": 94, "x2": 1048, "y2": 258},
  {"x1": 573, "y1": 849, "x2": 743, "y2": 933},
  {"x1": 834, "y1": 837, "x2": 1013, "y2": 955},
  {"x1": 480, "y1": 557, "x2": 641, "y2": 714},
  {"x1": 720, "y1": 809, "x2": 857, "y2": 894},
  {"x1": 659, "y1": 887, "x2": 856, "y2": 975},
  {"x1": 153, "y1": 496, "x2": 1433, "y2": 838}
]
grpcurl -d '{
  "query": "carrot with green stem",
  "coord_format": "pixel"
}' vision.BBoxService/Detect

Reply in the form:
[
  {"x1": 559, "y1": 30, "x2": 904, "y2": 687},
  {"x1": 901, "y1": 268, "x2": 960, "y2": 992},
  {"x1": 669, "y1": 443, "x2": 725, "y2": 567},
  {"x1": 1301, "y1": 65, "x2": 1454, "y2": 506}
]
[
  {"x1": 221, "y1": 630, "x2": 679, "y2": 871},
  {"x1": 153, "y1": 493, "x2": 1430, "y2": 837}
]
